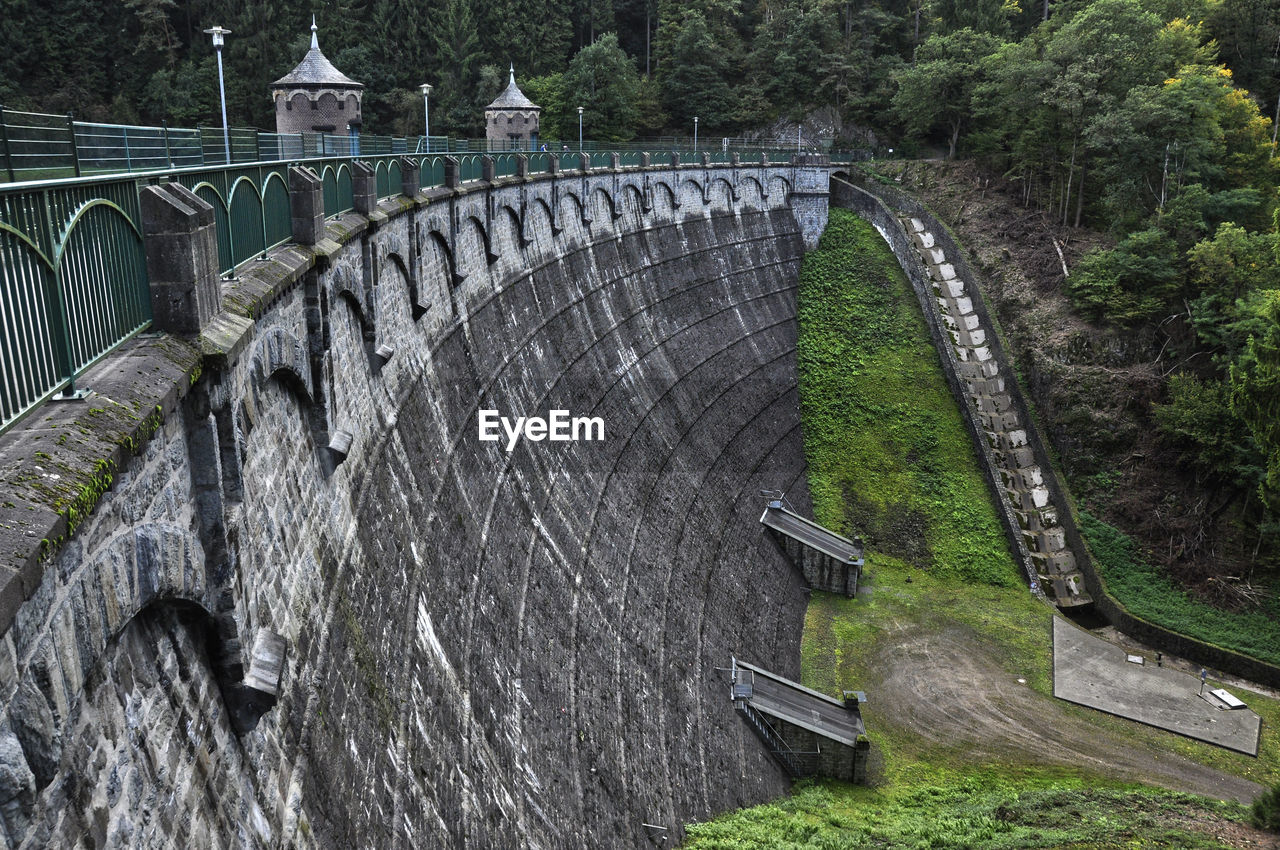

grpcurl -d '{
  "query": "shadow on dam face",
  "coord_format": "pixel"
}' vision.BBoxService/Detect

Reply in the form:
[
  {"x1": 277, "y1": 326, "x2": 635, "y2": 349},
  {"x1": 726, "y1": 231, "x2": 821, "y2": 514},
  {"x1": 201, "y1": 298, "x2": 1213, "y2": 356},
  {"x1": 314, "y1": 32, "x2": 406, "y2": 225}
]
[{"x1": 5, "y1": 190, "x2": 816, "y2": 849}]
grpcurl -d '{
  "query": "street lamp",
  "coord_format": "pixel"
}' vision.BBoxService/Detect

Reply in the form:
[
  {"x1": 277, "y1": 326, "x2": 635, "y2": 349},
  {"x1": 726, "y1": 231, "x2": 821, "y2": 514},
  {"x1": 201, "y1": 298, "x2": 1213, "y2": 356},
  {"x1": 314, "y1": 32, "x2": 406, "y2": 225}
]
[
  {"x1": 577, "y1": 106, "x2": 584, "y2": 151},
  {"x1": 693, "y1": 116, "x2": 699, "y2": 153},
  {"x1": 203, "y1": 25, "x2": 232, "y2": 165},
  {"x1": 419, "y1": 83, "x2": 433, "y2": 153}
]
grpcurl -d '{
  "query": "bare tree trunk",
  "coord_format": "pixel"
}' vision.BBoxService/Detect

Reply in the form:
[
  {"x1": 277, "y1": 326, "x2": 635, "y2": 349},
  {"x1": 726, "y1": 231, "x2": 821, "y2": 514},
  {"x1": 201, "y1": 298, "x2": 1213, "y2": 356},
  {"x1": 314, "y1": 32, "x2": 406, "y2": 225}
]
[
  {"x1": 1044, "y1": 0, "x2": 1050, "y2": 21},
  {"x1": 646, "y1": 7, "x2": 651, "y2": 77},
  {"x1": 949, "y1": 121, "x2": 959, "y2": 158},
  {"x1": 1062, "y1": 138, "x2": 1077, "y2": 227},
  {"x1": 1074, "y1": 164, "x2": 1086, "y2": 227}
]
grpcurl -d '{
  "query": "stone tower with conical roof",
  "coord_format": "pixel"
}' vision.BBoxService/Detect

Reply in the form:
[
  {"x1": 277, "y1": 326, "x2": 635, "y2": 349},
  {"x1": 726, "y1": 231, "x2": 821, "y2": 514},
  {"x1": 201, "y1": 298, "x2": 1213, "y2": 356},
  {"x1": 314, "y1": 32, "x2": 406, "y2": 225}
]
[
  {"x1": 485, "y1": 66, "x2": 540, "y2": 150},
  {"x1": 271, "y1": 18, "x2": 364, "y2": 137}
]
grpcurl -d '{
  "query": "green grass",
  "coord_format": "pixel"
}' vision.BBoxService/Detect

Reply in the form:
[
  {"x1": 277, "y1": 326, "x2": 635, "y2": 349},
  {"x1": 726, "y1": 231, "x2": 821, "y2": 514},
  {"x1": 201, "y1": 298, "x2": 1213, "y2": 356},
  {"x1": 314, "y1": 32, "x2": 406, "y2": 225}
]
[
  {"x1": 796, "y1": 208, "x2": 1019, "y2": 587},
  {"x1": 685, "y1": 778, "x2": 1250, "y2": 849},
  {"x1": 1081, "y1": 511, "x2": 1280, "y2": 667},
  {"x1": 683, "y1": 208, "x2": 1278, "y2": 847}
]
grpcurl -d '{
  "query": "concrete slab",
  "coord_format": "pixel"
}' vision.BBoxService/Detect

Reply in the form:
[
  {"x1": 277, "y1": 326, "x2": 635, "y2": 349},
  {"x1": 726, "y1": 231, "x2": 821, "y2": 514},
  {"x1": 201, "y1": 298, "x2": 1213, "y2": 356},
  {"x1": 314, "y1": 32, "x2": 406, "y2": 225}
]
[{"x1": 1053, "y1": 617, "x2": 1261, "y2": 755}]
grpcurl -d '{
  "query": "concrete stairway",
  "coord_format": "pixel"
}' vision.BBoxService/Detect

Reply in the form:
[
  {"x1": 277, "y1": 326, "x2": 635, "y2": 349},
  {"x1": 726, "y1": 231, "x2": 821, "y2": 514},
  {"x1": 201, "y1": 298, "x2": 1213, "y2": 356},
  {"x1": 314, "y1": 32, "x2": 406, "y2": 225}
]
[{"x1": 902, "y1": 216, "x2": 1090, "y2": 608}]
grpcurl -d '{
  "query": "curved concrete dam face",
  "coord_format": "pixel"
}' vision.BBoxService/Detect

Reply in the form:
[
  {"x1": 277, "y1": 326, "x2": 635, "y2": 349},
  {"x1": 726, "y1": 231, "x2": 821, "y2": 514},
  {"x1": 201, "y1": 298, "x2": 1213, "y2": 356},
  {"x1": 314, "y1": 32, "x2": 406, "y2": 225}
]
[{"x1": 0, "y1": 166, "x2": 827, "y2": 848}]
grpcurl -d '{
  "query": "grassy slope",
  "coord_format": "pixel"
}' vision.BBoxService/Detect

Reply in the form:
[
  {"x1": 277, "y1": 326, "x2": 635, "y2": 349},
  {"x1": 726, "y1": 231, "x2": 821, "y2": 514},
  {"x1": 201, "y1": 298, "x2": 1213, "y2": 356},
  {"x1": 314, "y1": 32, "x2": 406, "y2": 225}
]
[
  {"x1": 795, "y1": 209, "x2": 1016, "y2": 587},
  {"x1": 1081, "y1": 511, "x2": 1280, "y2": 667},
  {"x1": 682, "y1": 210, "x2": 1276, "y2": 848}
]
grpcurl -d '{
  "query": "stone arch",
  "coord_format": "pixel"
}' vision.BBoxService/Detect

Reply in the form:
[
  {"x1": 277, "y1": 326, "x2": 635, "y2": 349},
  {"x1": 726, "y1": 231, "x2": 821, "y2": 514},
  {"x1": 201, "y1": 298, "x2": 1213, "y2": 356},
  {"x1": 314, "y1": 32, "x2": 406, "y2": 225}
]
[
  {"x1": 618, "y1": 184, "x2": 646, "y2": 228},
  {"x1": 558, "y1": 192, "x2": 588, "y2": 240},
  {"x1": 767, "y1": 174, "x2": 793, "y2": 204},
  {"x1": 333, "y1": 287, "x2": 379, "y2": 377},
  {"x1": 739, "y1": 175, "x2": 765, "y2": 208},
  {"x1": 330, "y1": 259, "x2": 370, "y2": 320},
  {"x1": 708, "y1": 177, "x2": 736, "y2": 210},
  {"x1": 249, "y1": 326, "x2": 314, "y2": 407},
  {"x1": 563, "y1": 188, "x2": 591, "y2": 227},
  {"x1": 832, "y1": 170, "x2": 852, "y2": 184},
  {"x1": 496, "y1": 204, "x2": 528, "y2": 250},
  {"x1": 591, "y1": 187, "x2": 619, "y2": 224},
  {"x1": 651, "y1": 180, "x2": 678, "y2": 215},
  {"x1": 385, "y1": 250, "x2": 425, "y2": 321},
  {"x1": 465, "y1": 214, "x2": 498, "y2": 266},
  {"x1": 529, "y1": 197, "x2": 559, "y2": 239},
  {"x1": 678, "y1": 178, "x2": 707, "y2": 208},
  {"x1": 424, "y1": 229, "x2": 461, "y2": 290}
]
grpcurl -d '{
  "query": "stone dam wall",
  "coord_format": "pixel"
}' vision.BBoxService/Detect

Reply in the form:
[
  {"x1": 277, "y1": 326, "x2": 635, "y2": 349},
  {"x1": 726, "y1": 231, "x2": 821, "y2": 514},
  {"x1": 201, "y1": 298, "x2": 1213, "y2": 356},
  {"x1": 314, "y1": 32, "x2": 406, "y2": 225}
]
[{"x1": 0, "y1": 160, "x2": 829, "y2": 847}]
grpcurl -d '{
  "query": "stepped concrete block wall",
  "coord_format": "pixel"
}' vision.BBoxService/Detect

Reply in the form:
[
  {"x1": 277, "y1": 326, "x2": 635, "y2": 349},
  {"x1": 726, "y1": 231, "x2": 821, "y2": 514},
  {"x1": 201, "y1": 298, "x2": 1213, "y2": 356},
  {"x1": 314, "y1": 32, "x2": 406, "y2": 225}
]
[
  {"x1": 0, "y1": 159, "x2": 830, "y2": 848},
  {"x1": 899, "y1": 213, "x2": 1088, "y2": 606}
]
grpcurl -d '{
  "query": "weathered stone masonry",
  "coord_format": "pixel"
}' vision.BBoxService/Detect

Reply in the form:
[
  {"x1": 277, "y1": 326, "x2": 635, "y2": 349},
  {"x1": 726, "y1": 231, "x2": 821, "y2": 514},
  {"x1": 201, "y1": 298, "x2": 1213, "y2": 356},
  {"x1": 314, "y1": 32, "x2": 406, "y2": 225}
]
[{"x1": 0, "y1": 155, "x2": 830, "y2": 848}]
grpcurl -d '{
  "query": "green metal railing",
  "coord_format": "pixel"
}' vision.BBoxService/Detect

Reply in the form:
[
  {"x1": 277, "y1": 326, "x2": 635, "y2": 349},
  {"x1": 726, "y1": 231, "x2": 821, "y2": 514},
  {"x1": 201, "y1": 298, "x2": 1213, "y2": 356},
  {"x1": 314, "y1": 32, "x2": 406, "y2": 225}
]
[
  {"x1": 1, "y1": 142, "x2": 867, "y2": 434},
  {"x1": 1, "y1": 108, "x2": 871, "y2": 184}
]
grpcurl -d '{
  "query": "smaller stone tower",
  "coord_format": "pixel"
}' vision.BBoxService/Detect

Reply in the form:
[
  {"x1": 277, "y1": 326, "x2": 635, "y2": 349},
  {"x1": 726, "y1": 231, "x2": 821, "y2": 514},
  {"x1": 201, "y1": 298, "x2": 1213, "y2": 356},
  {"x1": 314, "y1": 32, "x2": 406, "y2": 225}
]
[
  {"x1": 485, "y1": 66, "x2": 540, "y2": 151},
  {"x1": 271, "y1": 18, "x2": 364, "y2": 138}
]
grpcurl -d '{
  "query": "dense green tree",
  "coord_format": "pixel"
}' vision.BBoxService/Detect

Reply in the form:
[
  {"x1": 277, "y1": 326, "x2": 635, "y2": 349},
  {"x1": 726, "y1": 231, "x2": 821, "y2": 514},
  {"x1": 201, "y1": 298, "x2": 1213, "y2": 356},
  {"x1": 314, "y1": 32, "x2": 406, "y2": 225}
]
[
  {"x1": 1230, "y1": 290, "x2": 1280, "y2": 508},
  {"x1": 892, "y1": 28, "x2": 1002, "y2": 157},
  {"x1": 522, "y1": 74, "x2": 568, "y2": 140},
  {"x1": 657, "y1": 10, "x2": 735, "y2": 129},
  {"x1": 562, "y1": 34, "x2": 641, "y2": 142},
  {"x1": 1153, "y1": 374, "x2": 1264, "y2": 488}
]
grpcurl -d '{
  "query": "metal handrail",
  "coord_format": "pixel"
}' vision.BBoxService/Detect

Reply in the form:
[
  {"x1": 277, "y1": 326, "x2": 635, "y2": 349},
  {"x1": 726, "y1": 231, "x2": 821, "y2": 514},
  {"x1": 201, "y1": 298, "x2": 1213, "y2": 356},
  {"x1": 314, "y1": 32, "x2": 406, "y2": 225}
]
[{"x1": 0, "y1": 139, "x2": 856, "y2": 434}]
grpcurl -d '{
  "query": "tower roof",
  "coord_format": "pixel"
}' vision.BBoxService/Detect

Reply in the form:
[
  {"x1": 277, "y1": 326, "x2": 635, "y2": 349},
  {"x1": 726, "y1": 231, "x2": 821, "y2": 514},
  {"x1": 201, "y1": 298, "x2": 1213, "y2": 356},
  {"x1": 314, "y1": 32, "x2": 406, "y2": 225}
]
[
  {"x1": 272, "y1": 17, "x2": 363, "y2": 89},
  {"x1": 486, "y1": 66, "x2": 539, "y2": 111}
]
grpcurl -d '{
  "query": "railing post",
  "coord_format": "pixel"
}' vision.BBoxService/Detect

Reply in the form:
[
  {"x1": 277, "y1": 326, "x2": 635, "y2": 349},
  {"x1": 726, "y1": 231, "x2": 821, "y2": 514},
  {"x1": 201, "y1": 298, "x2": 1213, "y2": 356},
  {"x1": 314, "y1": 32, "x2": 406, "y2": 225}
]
[
  {"x1": 289, "y1": 166, "x2": 326, "y2": 245},
  {"x1": 40, "y1": 189, "x2": 80, "y2": 396},
  {"x1": 481, "y1": 155, "x2": 495, "y2": 183},
  {"x1": 162, "y1": 121, "x2": 173, "y2": 168},
  {"x1": 123, "y1": 127, "x2": 132, "y2": 173},
  {"x1": 399, "y1": 156, "x2": 420, "y2": 197},
  {"x1": 443, "y1": 156, "x2": 461, "y2": 189},
  {"x1": 0, "y1": 106, "x2": 14, "y2": 182},
  {"x1": 67, "y1": 114, "x2": 81, "y2": 177},
  {"x1": 255, "y1": 130, "x2": 262, "y2": 163},
  {"x1": 610, "y1": 152, "x2": 620, "y2": 170},
  {"x1": 640, "y1": 152, "x2": 651, "y2": 168},
  {"x1": 351, "y1": 161, "x2": 377, "y2": 215},
  {"x1": 515, "y1": 155, "x2": 528, "y2": 180},
  {"x1": 578, "y1": 152, "x2": 590, "y2": 173},
  {"x1": 140, "y1": 182, "x2": 222, "y2": 335}
]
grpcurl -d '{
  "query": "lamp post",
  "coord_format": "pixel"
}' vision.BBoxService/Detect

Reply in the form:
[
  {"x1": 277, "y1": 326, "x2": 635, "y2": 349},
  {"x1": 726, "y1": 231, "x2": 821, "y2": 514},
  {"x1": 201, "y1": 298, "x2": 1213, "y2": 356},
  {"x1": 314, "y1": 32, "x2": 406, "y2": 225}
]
[
  {"x1": 577, "y1": 105, "x2": 584, "y2": 151},
  {"x1": 419, "y1": 82, "x2": 433, "y2": 153},
  {"x1": 203, "y1": 25, "x2": 232, "y2": 165},
  {"x1": 693, "y1": 116, "x2": 698, "y2": 153}
]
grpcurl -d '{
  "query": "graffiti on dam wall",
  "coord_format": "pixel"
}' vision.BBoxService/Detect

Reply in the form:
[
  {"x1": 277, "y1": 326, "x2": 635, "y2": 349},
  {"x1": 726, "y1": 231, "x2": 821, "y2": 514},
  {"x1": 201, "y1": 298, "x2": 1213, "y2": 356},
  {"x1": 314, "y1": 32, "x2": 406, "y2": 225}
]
[{"x1": 0, "y1": 161, "x2": 830, "y2": 848}]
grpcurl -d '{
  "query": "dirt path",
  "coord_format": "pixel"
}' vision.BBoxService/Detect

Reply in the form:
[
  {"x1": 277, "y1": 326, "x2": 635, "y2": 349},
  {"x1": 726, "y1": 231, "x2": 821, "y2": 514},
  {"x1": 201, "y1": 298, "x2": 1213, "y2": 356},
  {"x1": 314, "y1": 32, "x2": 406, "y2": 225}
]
[{"x1": 871, "y1": 624, "x2": 1263, "y2": 804}]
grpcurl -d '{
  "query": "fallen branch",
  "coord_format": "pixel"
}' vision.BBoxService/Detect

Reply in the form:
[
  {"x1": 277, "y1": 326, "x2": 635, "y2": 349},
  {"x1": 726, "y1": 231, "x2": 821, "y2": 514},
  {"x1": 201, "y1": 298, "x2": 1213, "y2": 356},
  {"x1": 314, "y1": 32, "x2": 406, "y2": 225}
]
[{"x1": 1052, "y1": 238, "x2": 1069, "y2": 278}]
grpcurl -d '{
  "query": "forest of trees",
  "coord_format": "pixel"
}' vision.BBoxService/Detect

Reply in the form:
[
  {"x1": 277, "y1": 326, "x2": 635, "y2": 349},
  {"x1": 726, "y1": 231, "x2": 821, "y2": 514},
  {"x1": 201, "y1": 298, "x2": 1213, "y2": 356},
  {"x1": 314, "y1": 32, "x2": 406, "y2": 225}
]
[
  {"x1": 2, "y1": 0, "x2": 1278, "y2": 596},
  {"x1": 885, "y1": 0, "x2": 1280, "y2": 595}
]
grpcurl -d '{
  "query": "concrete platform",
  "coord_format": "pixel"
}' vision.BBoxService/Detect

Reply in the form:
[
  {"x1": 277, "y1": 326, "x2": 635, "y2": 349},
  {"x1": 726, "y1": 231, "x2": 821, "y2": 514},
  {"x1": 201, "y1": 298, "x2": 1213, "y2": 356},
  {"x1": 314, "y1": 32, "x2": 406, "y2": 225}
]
[{"x1": 1052, "y1": 617, "x2": 1261, "y2": 755}]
